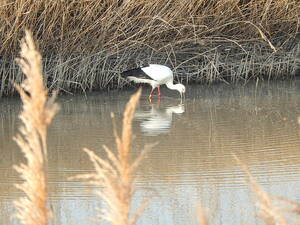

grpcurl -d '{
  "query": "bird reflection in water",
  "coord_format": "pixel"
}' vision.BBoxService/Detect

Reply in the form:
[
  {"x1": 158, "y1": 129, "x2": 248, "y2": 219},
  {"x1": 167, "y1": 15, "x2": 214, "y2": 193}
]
[{"x1": 134, "y1": 103, "x2": 185, "y2": 136}]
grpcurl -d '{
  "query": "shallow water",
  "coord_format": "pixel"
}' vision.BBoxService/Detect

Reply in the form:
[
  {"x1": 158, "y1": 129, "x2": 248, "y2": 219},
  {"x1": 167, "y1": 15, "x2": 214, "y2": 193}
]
[{"x1": 1, "y1": 80, "x2": 300, "y2": 225}]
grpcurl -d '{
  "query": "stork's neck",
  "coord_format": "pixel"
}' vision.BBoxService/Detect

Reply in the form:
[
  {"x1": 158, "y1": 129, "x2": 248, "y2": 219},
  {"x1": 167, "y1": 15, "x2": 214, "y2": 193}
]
[{"x1": 166, "y1": 81, "x2": 177, "y2": 90}]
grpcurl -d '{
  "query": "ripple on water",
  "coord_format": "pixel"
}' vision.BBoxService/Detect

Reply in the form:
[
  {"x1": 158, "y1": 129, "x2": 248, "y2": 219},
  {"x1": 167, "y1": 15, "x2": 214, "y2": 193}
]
[{"x1": 1, "y1": 80, "x2": 300, "y2": 225}]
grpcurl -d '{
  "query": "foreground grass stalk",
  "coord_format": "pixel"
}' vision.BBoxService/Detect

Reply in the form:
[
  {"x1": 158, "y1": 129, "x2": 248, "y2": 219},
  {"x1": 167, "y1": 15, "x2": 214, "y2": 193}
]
[
  {"x1": 75, "y1": 89, "x2": 150, "y2": 225},
  {"x1": 197, "y1": 206, "x2": 210, "y2": 225},
  {"x1": 235, "y1": 156, "x2": 293, "y2": 225},
  {"x1": 244, "y1": 167, "x2": 290, "y2": 225},
  {"x1": 13, "y1": 30, "x2": 59, "y2": 225}
]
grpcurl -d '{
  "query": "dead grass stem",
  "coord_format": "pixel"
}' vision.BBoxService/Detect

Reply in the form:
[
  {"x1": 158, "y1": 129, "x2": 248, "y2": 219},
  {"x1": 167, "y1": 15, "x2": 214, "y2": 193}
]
[
  {"x1": 235, "y1": 156, "x2": 296, "y2": 225},
  {"x1": 13, "y1": 30, "x2": 59, "y2": 225},
  {"x1": 198, "y1": 156, "x2": 300, "y2": 225},
  {"x1": 73, "y1": 88, "x2": 151, "y2": 225},
  {"x1": 197, "y1": 205, "x2": 210, "y2": 225}
]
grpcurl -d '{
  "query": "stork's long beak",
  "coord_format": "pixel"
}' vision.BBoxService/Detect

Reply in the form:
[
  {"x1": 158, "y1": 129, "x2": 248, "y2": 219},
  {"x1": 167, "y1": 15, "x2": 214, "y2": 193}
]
[{"x1": 180, "y1": 92, "x2": 184, "y2": 104}]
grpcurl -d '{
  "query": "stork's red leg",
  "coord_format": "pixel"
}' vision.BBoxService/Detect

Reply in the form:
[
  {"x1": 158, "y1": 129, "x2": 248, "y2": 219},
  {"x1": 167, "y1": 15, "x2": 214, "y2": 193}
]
[
  {"x1": 157, "y1": 86, "x2": 161, "y2": 96},
  {"x1": 149, "y1": 88, "x2": 155, "y2": 99}
]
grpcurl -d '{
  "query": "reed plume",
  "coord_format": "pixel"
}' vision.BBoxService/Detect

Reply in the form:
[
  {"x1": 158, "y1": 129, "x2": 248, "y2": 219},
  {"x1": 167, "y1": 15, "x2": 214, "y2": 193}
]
[
  {"x1": 197, "y1": 206, "x2": 210, "y2": 225},
  {"x1": 13, "y1": 30, "x2": 59, "y2": 225},
  {"x1": 74, "y1": 88, "x2": 151, "y2": 225},
  {"x1": 235, "y1": 156, "x2": 296, "y2": 225},
  {"x1": 244, "y1": 166, "x2": 291, "y2": 225}
]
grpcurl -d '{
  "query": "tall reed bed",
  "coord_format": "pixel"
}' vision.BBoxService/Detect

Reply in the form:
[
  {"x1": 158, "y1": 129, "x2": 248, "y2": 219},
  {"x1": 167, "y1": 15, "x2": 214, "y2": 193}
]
[
  {"x1": 13, "y1": 30, "x2": 59, "y2": 225},
  {"x1": 1, "y1": 0, "x2": 299, "y2": 57},
  {"x1": 0, "y1": 0, "x2": 299, "y2": 96}
]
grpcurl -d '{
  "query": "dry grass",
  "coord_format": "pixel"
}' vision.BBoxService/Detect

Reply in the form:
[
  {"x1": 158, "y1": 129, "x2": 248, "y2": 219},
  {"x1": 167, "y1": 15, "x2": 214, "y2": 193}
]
[
  {"x1": 7, "y1": 27, "x2": 300, "y2": 225},
  {"x1": 242, "y1": 165, "x2": 289, "y2": 225},
  {"x1": 12, "y1": 28, "x2": 150, "y2": 225},
  {"x1": 197, "y1": 206, "x2": 210, "y2": 225},
  {"x1": 12, "y1": 28, "x2": 149, "y2": 225},
  {"x1": 0, "y1": 0, "x2": 299, "y2": 96},
  {"x1": 0, "y1": 0, "x2": 299, "y2": 56},
  {"x1": 13, "y1": 30, "x2": 59, "y2": 225},
  {"x1": 235, "y1": 157, "x2": 300, "y2": 225},
  {"x1": 73, "y1": 88, "x2": 152, "y2": 225},
  {"x1": 195, "y1": 157, "x2": 300, "y2": 225}
]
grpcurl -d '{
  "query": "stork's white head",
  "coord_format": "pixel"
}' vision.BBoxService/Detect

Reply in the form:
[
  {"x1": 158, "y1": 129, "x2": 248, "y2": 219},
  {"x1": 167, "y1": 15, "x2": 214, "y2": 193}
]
[
  {"x1": 175, "y1": 84, "x2": 185, "y2": 94},
  {"x1": 166, "y1": 82, "x2": 186, "y2": 101}
]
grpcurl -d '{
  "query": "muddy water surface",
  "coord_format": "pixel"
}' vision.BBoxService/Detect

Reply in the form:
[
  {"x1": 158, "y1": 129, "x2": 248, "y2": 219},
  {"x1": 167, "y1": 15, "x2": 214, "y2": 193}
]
[{"x1": 1, "y1": 80, "x2": 300, "y2": 225}]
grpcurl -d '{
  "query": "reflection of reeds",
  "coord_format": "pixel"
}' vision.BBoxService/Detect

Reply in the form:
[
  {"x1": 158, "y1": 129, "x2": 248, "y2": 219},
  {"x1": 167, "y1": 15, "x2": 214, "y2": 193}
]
[
  {"x1": 13, "y1": 30, "x2": 59, "y2": 225},
  {"x1": 74, "y1": 88, "x2": 150, "y2": 225}
]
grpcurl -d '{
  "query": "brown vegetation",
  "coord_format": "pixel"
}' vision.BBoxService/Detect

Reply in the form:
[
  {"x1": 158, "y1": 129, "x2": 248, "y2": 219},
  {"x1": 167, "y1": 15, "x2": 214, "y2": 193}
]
[
  {"x1": 0, "y1": 0, "x2": 299, "y2": 96},
  {"x1": 12, "y1": 29, "x2": 300, "y2": 225},
  {"x1": 13, "y1": 30, "x2": 59, "y2": 225},
  {"x1": 12, "y1": 29, "x2": 149, "y2": 225},
  {"x1": 72, "y1": 89, "x2": 153, "y2": 225},
  {"x1": 13, "y1": 29, "x2": 151, "y2": 225},
  {"x1": 234, "y1": 157, "x2": 300, "y2": 225}
]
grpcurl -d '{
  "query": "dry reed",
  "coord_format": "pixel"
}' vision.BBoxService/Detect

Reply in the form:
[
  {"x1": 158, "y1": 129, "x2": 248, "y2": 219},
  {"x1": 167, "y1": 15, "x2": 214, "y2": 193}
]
[
  {"x1": 13, "y1": 30, "x2": 59, "y2": 225},
  {"x1": 197, "y1": 206, "x2": 210, "y2": 225},
  {"x1": 0, "y1": 0, "x2": 299, "y2": 96},
  {"x1": 0, "y1": 0, "x2": 299, "y2": 57},
  {"x1": 236, "y1": 156, "x2": 300, "y2": 225},
  {"x1": 196, "y1": 157, "x2": 300, "y2": 225},
  {"x1": 73, "y1": 88, "x2": 151, "y2": 225}
]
